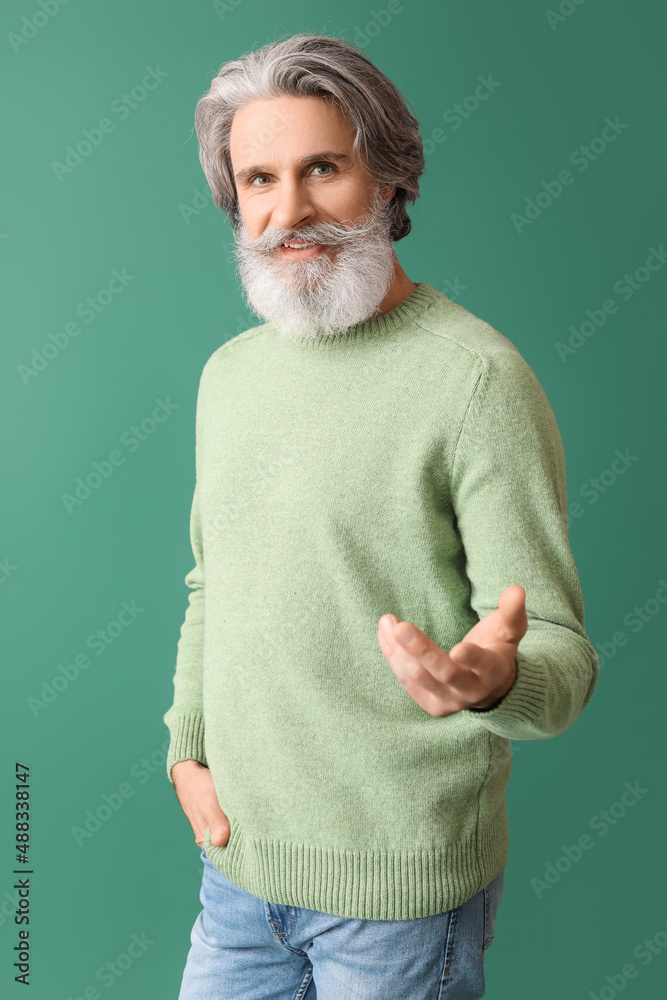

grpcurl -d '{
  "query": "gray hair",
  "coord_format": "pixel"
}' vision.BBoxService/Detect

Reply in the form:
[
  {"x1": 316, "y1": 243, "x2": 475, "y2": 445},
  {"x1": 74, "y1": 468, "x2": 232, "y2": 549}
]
[{"x1": 194, "y1": 33, "x2": 425, "y2": 242}]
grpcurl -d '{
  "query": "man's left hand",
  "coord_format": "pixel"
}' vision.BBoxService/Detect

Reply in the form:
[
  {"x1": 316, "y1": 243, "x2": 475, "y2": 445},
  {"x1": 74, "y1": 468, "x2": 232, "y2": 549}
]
[{"x1": 377, "y1": 585, "x2": 528, "y2": 716}]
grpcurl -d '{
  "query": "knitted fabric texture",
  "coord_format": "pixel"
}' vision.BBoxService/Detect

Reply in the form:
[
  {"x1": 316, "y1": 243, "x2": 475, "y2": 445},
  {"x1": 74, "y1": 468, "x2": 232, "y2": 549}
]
[{"x1": 163, "y1": 281, "x2": 599, "y2": 920}]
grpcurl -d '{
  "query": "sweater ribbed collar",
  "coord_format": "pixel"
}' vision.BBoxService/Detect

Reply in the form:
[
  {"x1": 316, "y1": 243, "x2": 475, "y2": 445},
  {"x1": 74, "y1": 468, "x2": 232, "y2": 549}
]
[{"x1": 269, "y1": 281, "x2": 438, "y2": 348}]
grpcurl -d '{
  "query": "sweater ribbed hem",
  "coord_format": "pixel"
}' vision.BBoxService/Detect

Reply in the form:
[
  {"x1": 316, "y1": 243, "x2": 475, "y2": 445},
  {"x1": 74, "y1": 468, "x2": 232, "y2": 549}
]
[
  {"x1": 202, "y1": 813, "x2": 508, "y2": 920},
  {"x1": 271, "y1": 281, "x2": 439, "y2": 347},
  {"x1": 164, "y1": 710, "x2": 207, "y2": 784}
]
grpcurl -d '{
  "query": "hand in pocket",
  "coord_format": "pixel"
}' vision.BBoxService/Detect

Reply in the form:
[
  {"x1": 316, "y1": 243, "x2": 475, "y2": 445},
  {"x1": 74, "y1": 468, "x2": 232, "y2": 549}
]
[{"x1": 171, "y1": 760, "x2": 230, "y2": 848}]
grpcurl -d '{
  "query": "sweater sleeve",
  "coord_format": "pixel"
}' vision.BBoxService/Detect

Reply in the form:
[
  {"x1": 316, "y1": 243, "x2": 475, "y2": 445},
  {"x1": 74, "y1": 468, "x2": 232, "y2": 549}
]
[
  {"x1": 162, "y1": 370, "x2": 210, "y2": 783},
  {"x1": 450, "y1": 348, "x2": 599, "y2": 740}
]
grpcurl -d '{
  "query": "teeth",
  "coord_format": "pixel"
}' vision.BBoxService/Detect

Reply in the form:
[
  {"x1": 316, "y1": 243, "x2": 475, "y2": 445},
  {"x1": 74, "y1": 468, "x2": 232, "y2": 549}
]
[{"x1": 282, "y1": 242, "x2": 316, "y2": 248}]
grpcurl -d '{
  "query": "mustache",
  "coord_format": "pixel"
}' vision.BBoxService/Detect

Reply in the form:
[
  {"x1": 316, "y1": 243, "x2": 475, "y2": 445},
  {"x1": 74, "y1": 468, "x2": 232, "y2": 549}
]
[
  {"x1": 232, "y1": 193, "x2": 387, "y2": 257},
  {"x1": 234, "y1": 221, "x2": 359, "y2": 256}
]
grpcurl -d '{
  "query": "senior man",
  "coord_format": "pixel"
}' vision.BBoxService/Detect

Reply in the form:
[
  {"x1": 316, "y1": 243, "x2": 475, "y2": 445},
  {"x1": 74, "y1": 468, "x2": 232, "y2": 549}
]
[{"x1": 163, "y1": 32, "x2": 599, "y2": 1000}]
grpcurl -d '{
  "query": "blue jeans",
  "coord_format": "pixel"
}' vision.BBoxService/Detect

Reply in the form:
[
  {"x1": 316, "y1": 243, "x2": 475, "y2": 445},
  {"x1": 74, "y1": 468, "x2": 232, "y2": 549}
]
[{"x1": 177, "y1": 846, "x2": 504, "y2": 999}]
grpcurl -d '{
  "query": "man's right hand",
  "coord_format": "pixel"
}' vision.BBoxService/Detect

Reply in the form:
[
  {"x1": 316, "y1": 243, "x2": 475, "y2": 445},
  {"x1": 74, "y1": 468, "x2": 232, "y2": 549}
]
[{"x1": 171, "y1": 760, "x2": 230, "y2": 848}]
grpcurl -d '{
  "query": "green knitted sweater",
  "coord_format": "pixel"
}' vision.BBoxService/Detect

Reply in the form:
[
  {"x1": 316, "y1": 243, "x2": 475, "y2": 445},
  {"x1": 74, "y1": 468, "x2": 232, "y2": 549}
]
[{"x1": 163, "y1": 281, "x2": 598, "y2": 920}]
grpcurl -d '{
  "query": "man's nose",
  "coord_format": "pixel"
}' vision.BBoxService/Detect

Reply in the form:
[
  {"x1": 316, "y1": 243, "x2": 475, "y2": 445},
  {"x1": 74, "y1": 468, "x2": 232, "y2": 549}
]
[{"x1": 270, "y1": 176, "x2": 317, "y2": 233}]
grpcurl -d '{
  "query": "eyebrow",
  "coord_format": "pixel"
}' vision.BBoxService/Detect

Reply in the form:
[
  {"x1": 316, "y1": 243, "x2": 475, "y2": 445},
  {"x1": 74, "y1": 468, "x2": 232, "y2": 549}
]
[{"x1": 234, "y1": 150, "x2": 351, "y2": 184}]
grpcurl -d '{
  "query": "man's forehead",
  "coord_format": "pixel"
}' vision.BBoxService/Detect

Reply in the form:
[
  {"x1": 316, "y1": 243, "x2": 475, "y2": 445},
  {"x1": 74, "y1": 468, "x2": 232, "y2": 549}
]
[
  {"x1": 232, "y1": 93, "x2": 337, "y2": 125},
  {"x1": 230, "y1": 98, "x2": 355, "y2": 174},
  {"x1": 229, "y1": 96, "x2": 355, "y2": 162}
]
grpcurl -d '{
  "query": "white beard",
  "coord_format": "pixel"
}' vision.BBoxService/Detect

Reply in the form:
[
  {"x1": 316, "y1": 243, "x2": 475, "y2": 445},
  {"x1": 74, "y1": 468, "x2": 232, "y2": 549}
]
[{"x1": 231, "y1": 185, "x2": 397, "y2": 340}]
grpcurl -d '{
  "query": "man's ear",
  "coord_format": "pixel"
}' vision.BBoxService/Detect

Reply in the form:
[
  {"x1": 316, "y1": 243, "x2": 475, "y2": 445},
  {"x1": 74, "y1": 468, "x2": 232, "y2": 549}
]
[{"x1": 381, "y1": 183, "x2": 397, "y2": 204}]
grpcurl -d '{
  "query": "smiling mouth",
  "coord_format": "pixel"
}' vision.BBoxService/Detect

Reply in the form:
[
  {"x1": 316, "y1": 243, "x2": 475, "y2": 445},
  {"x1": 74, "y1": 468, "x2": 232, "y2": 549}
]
[{"x1": 278, "y1": 242, "x2": 329, "y2": 258}]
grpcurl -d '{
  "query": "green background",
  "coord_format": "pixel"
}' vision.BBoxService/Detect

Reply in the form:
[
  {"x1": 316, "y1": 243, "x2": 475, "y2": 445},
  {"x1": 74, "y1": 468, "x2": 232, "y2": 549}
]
[{"x1": 2, "y1": 0, "x2": 665, "y2": 996}]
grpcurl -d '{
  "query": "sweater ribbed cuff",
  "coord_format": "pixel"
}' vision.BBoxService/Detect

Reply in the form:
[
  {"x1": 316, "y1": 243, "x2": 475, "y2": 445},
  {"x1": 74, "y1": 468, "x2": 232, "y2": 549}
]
[
  {"x1": 460, "y1": 649, "x2": 555, "y2": 740},
  {"x1": 164, "y1": 710, "x2": 207, "y2": 784}
]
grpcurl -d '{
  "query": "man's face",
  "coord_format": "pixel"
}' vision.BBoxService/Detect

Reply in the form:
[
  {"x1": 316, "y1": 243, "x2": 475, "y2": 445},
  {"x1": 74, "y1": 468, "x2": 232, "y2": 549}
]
[{"x1": 228, "y1": 94, "x2": 398, "y2": 339}]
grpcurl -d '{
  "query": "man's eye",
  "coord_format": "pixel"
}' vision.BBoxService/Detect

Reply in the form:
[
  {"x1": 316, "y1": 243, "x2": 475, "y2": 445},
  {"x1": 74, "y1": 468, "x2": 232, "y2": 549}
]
[{"x1": 250, "y1": 163, "x2": 334, "y2": 186}]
